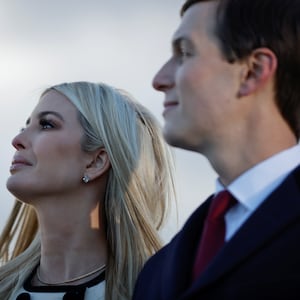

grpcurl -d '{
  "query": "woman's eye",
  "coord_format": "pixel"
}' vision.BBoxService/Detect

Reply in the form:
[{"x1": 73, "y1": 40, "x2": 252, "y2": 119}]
[{"x1": 40, "y1": 119, "x2": 54, "y2": 129}]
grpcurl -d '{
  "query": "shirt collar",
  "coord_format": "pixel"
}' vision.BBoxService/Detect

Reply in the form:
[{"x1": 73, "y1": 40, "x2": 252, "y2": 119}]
[{"x1": 216, "y1": 144, "x2": 300, "y2": 212}]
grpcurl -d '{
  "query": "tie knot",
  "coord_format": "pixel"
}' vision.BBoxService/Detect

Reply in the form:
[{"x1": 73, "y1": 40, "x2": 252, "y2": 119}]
[{"x1": 208, "y1": 190, "x2": 236, "y2": 220}]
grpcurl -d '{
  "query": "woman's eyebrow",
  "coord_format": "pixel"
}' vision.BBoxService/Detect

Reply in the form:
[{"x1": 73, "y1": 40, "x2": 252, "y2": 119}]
[
  {"x1": 37, "y1": 111, "x2": 65, "y2": 122},
  {"x1": 25, "y1": 111, "x2": 65, "y2": 126}
]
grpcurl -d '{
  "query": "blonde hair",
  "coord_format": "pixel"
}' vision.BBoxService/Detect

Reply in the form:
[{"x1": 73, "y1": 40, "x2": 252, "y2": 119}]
[
  {"x1": 0, "y1": 202, "x2": 40, "y2": 300},
  {"x1": 0, "y1": 82, "x2": 176, "y2": 300}
]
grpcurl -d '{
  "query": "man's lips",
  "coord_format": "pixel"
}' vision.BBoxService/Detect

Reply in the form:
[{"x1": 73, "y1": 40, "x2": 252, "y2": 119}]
[
  {"x1": 164, "y1": 100, "x2": 178, "y2": 107},
  {"x1": 163, "y1": 101, "x2": 178, "y2": 116}
]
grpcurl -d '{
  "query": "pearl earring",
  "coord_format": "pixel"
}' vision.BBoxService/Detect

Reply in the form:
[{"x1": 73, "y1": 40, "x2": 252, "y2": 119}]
[{"x1": 82, "y1": 175, "x2": 90, "y2": 184}]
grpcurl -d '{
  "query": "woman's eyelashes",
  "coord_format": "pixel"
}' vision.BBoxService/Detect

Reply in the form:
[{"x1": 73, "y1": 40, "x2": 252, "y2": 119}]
[
  {"x1": 19, "y1": 118, "x2": 56, "y2": 132},
  {"x1": 39, "y1": 118, "x2": 55, "y2": 130}
]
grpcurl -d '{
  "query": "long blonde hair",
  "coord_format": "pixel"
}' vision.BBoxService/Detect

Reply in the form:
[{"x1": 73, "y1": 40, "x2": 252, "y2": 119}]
[{"x1": 0, "y1": 82, "x2": 176, "y2": 300}]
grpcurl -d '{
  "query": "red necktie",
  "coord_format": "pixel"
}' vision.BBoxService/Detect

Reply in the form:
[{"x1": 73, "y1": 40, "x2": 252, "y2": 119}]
[{"x1": 192, "y1": 190, "x2": 236, "y2": 280}]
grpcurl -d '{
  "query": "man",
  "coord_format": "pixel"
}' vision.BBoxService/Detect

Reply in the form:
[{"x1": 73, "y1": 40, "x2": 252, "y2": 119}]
[{"x1": 133, "y1": 0, "x2": 300, "y2": 299}]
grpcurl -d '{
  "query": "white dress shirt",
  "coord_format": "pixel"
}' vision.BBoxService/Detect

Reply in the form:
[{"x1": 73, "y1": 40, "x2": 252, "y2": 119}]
[{"x1": 215, "y1": 144, "x2": 300, "y2": 241}]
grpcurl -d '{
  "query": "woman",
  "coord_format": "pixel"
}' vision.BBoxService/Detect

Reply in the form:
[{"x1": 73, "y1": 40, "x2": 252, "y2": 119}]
[{"x1": 0, "y1": 82, "x2": 175, "y2": 300}]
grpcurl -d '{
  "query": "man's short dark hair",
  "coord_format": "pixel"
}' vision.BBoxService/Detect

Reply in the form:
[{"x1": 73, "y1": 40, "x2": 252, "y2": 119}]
[{"x1": 181, "y1": 0, "x2": 300, "y2": 139}]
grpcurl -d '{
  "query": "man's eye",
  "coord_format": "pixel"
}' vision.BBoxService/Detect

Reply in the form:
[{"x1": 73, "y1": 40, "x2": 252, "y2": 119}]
[{"x1": 180, "y1": 47, "x2": 192, "y2": 58}]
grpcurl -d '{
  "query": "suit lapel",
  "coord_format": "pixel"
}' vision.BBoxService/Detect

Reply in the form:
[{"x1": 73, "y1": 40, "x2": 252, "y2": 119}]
[
  {"x1": 183, "y1": 166, "x2": 300, "y2": 298},
  {"x1": 161, "y1": 196, "x2": 212, "y2": 299}
]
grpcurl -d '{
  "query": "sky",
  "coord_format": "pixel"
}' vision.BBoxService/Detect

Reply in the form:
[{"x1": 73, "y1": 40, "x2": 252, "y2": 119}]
[{"x1": 0, "y1": 0, "x2": 217, "y2": 242}]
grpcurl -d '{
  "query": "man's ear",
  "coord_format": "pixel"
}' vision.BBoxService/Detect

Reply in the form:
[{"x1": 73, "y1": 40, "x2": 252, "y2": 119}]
[
  {"x1": 85, "y1": 148, "x2": 111, "y2": 182},
  {"x1": 238, "y1": 48, "x2": 277, "y2": 97}
]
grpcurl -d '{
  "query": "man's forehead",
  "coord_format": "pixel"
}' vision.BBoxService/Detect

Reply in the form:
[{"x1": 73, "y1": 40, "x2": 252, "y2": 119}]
[{"x1": 172, "y1": 1, "x2": 218, "y2": 45}]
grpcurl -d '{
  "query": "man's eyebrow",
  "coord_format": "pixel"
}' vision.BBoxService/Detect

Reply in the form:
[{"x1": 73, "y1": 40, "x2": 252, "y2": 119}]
[
  {"x1": 172, "y1": 36, "x2": 184, "y2": 49},
  {"x1": 172, "y1": 35, "x2": 192, "y2": 50}
]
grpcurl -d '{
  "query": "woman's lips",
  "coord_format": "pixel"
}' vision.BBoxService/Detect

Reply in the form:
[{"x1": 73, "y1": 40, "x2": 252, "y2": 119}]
[{"x1": 10, "y1": 156, "x2": 32, "y2": 172}]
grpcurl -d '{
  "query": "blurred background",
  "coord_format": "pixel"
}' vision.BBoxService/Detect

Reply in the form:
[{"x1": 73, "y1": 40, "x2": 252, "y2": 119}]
[{"x1": 0, "y1": 0, "x2": 217, "y2": 242}]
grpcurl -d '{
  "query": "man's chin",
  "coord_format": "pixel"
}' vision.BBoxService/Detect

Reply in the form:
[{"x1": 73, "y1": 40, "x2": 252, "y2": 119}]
[{"x1": 163, "y1": 130, "x2": 184, "y2": 148}]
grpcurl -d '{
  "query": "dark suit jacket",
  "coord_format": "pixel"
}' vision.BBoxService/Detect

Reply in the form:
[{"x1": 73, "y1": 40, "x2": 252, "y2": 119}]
[{"x1": 133, "y1": 166, "x2": 300, "y2": 300}]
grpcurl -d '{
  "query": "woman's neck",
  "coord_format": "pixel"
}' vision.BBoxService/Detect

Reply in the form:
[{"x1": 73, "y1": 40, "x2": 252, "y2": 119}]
[{"x1": 34, "y1": 196, "x2": 107, "y2": 285}]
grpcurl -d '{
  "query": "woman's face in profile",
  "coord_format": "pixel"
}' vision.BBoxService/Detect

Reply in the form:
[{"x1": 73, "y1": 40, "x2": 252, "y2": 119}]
[{"x1": 6, "y1": 89, "x2": 90, "y2": 203}]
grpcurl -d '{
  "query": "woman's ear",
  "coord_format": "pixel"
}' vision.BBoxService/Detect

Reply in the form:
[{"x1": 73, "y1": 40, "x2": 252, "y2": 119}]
[
  {"x1": 238, "y1": 48, "x2": 277, "y2": 97},
  {"x1": 84, "y1": 148, "x2": 111, "y2": 182}
]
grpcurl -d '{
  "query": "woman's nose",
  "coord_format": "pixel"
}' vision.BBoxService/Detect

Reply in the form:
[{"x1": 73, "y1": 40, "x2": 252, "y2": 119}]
[{"x1": 11, "y1": 131, "x2": 27, "y2": 150}]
